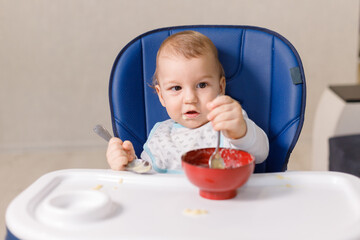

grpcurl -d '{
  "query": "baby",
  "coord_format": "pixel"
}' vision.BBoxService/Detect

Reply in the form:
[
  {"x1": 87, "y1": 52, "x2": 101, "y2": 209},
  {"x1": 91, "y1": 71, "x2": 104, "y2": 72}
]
[{"x1": 107, "y1": 30, "x2": 269, "y2": 173}]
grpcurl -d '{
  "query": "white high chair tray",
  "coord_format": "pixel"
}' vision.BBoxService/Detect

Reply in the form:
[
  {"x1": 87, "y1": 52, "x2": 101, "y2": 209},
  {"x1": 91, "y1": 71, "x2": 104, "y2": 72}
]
[{"x1": 6, "y1": 169, "x2": 360, "y2": 240}]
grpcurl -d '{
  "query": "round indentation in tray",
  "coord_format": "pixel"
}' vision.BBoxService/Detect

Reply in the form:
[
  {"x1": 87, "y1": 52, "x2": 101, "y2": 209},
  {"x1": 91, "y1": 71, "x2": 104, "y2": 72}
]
[{"x1": 36, "y1": 190, "x2": 113, "y2": 227}]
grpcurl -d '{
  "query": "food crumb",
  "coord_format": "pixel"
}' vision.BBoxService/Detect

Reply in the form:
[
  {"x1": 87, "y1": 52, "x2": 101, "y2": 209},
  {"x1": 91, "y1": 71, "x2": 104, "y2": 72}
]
[
  {"x1": 119, "y1": 178, "x2": 123, "y2": 184},
  {"x1": 285, "y1": 184, "x2": 292, "y2": 188},
  {"x1": 183, "y1": 208, "x2": 208, "y2": 216},
  {"x1": 93, "y1": 184, "x2": 103, "y2": 190},
  {"x1": 276, "y1": 175, "x2": 285, "y2": 180}
]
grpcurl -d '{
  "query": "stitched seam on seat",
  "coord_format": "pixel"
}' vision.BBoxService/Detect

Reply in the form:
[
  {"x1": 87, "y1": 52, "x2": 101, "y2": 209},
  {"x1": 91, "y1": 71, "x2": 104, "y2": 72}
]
[
  {"x1": 266, "y1": 36, "x2": 275, "y2": 172},
  {"x1": 269, "y1": 116, "x2": 300, "y2": 142},
  {"x1": 269, "y1": 116, "x2": 300, "y2": 172},
  {"x1": 114, "y1": 116, "x2": 145, "y2": 144},
  {"x1": 269, "y1": 35, "x2": 275, "y2": 138},
  {"x1": 140, "y1": 37, "x2": 147, "y2": 136},
  {"x1": 227, "y1": 29, "x2": 245, "y2": 83}
]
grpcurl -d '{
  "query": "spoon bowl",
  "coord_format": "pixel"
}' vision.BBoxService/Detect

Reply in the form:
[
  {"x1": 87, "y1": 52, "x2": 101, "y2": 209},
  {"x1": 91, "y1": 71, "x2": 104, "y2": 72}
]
[{"x1": 208, "y1": 131, "x2": 225, "y2": 169}]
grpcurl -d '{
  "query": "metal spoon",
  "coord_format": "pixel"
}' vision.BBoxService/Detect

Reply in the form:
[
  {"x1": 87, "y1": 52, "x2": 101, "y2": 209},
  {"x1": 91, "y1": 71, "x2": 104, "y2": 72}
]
[
  {"x1": 208, "y1": 131, "x2": 225, "y2": 169},
  {"x1": 93, "y1": 124, "x2": 152, "y2": 173}
]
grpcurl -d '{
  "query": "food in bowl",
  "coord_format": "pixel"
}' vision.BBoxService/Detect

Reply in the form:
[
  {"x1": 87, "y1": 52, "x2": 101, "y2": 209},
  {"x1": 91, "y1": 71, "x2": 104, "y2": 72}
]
[{"x1": 182, "y1": 148, "x2": 255, "y2": 200}]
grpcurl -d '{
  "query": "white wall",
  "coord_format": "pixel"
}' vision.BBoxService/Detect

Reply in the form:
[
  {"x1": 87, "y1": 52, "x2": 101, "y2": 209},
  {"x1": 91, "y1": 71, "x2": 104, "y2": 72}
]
[{"x1": 1, "y1": 0, "x2": 359, "y2": 170}]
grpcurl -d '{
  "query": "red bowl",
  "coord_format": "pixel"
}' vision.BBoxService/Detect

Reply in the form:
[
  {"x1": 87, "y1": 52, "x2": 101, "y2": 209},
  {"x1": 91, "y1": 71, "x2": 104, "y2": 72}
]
[{"x1": 181, "y1": 148, "x2": 255, "y2": 200}]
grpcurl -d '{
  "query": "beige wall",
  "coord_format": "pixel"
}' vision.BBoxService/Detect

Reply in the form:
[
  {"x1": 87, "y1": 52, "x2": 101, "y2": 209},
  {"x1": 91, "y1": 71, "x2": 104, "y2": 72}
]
[{"x1": 1, "y1": 0, "x2": 359, "y2": 169}]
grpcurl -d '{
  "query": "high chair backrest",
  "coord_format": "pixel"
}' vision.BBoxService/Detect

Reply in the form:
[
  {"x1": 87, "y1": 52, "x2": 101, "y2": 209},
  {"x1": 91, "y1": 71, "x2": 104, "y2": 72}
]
[{"x1": 109, "y1": 25, "x2": 306, "y2": 173}]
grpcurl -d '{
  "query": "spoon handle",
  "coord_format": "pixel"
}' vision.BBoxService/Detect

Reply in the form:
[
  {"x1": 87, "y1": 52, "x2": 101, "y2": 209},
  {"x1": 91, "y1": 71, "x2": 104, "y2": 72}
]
[
  {"x1": 215, "y1": 131, "x2": 220, "y2": 152},
  {"x1": 93, "y1": 124, "x2": 112, "y2": 142}
]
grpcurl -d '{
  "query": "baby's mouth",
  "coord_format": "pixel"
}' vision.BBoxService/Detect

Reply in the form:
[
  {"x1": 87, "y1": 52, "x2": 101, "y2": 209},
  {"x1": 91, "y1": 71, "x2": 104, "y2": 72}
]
[{"x1": 183, "y1": 111, "x2": 199, "y2": 120}]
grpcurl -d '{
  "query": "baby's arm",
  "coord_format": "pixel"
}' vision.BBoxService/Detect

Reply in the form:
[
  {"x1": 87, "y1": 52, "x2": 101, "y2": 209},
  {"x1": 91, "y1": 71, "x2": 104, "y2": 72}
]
[
  {"x1": 207, "y1": 95, "x2": 269, "y2": 163},
  {"x1": 227, "y1": 116, "x2": 269, "y2": 163},
  {"x1": 106, "y1": 137, "x2": 136, "y2": 171}
]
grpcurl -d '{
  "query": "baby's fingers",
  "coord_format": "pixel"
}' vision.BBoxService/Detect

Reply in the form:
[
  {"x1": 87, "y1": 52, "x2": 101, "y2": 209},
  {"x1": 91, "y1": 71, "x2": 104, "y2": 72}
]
[
  {"x1": 122, "y1": 140, "x2": 136, "y2": 161},
  {"x1": 207, "y1": 95, "x2": 233, "y2": 110},
  {"x1": 207, "y1": 103, "x2": 234, "y2": 121},
  {"x1": 106, "y1": 148, "x2": 129, "y2": 171},
  {"x1": 106, "y1": 137, "x2": 128, "y2": 171},
  {"x1": 107, "y1": 138, "x2": 122, "y2": 156},
  {"x1": 108, "y1": 137, "x2": 123, "y2": 146}
]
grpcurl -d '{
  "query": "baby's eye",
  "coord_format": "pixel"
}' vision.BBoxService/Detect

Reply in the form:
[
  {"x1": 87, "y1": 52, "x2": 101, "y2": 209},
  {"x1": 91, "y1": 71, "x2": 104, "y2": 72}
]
[
  {"x1": 171, "y1": 86, "x2": 182, "y2": 91},
  {"x1": 197, "y1": 82, "x2": 208, "y2": 88}
]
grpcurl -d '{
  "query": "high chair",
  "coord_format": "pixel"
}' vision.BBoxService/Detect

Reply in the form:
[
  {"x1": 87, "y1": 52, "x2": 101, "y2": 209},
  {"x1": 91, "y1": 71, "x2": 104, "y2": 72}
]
[{"x1": 109, "y1": 25, "x2": 306, "y2": 173}]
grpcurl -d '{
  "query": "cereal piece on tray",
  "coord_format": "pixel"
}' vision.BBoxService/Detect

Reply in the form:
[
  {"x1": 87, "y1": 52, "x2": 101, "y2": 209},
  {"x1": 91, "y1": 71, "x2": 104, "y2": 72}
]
[
  {"x1": 93, "y1": 184, "x2": 103, "y2": 190},
  {"x1": 183, "y1": 208, "x2": 208, "y2": 216}
]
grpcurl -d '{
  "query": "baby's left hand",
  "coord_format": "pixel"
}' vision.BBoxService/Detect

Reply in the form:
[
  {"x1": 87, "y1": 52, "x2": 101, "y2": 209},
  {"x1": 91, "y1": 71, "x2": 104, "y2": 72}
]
[{"x1": 207, "y1": 95, "x2": 247, "y2": 139}]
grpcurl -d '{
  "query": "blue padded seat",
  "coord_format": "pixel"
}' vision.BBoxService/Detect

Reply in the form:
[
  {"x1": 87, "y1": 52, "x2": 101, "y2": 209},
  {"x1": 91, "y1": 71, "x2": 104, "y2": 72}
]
[{"x1": 109, "y1": 25, "x2": 306, "y2": 173}]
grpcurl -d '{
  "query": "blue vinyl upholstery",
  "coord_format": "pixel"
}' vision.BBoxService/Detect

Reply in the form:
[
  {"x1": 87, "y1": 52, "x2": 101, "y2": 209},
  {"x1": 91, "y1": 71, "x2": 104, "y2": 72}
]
[{"x1": 109, "y1": 25, "x2": 306, "y2": 173}]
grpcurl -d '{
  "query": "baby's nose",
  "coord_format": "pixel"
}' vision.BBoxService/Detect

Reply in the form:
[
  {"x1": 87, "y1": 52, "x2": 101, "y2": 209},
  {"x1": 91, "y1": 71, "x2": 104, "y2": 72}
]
[{"x1": 184, "y1": 89, "x2": 198, "y2": 103}]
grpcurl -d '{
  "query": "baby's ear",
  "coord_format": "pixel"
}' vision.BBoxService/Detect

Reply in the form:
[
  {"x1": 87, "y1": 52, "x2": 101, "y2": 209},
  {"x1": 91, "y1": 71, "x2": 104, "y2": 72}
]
[
  {"x1": 155, "y1": 85, "x2": 166, "y2": 107},
  {"x1": 220, "y1": 76, "x2": 226, "y2": 95}
]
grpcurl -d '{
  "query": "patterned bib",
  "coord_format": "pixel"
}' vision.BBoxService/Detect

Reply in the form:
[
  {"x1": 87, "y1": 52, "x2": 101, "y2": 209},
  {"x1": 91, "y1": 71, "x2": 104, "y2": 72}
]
[{"x1": 143, "y1": 119, "x2": 231, "y2": 171}]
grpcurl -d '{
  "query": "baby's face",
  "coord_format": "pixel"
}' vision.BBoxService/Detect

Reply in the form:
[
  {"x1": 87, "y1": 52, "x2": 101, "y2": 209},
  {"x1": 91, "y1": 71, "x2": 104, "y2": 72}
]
[{"x1": 155, "y1": 52, "x2": 225, "y2": 129}]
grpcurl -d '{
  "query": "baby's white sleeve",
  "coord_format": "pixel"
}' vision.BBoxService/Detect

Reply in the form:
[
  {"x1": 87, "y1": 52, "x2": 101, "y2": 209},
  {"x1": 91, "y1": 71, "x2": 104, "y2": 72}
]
[{"x1": 228, "y1": 112, "x2": 269, "y2": 164}]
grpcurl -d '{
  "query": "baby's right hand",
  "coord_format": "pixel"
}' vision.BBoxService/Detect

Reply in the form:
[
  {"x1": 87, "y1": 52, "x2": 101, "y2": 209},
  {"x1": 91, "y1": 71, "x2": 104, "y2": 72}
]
[{"x1": 106, "y1": 137, "x2": 136, "y2": 171}]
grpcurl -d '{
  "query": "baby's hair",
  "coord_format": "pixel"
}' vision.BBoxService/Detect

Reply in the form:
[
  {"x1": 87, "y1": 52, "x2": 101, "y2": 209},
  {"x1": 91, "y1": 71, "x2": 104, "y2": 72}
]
[{"x1": 152, "y1": 30, "x2": 225, "y2": 87}]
